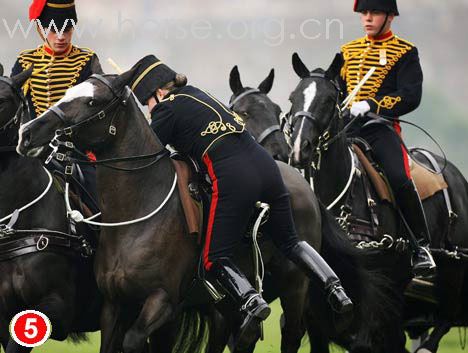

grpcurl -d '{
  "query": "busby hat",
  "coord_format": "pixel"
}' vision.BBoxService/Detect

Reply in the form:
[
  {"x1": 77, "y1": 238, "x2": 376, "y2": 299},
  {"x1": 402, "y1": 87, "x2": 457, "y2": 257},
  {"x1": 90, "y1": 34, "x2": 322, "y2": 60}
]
[
  {"x1": 130, "y1": 55, "x2": 178, "y2": 105},
  {"x1": 354, "y1": 0, "x2": 399, "y2": 16},
  {"x1": 29, "y1": 0, "x2": 78, "y2": 29}
]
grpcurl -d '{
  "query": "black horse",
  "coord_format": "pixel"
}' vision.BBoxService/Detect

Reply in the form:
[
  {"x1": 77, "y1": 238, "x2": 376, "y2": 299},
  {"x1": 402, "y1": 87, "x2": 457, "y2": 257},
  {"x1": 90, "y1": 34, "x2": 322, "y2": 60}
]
[
  {"x1": 16, "y1": 70, "x2": 396, "y2": 353},
  {"x1": 228, "y1": 66, "x2": 409, "y2": 353},
  {"x1": 0, "y1": 70, "x2": 101, "y2": 352},
  {"x1": 228, "y1": 66, "x2": 289, "y2": 163},
  {"x1": 288, "y1": 52, "x2": 468, "y2": 353}
]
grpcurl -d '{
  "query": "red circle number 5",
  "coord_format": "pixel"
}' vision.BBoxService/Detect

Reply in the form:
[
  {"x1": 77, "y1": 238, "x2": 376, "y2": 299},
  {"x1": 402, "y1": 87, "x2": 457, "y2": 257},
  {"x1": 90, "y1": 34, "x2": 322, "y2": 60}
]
[{"x1": 9, "y1": 310, "x2": 52, "y2": 347}]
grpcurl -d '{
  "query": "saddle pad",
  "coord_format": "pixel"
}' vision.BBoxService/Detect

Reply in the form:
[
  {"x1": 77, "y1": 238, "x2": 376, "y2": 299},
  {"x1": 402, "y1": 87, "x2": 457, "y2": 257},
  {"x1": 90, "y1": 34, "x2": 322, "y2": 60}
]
[
  {"x1": 410, "y1": 159, "x2": 448, "y2": 200},
  {"x1": 353, "y1": 145, "x2": 448, "y2": 203},
  {"x1": 172, "y1": 159, "x2": 202, "y2": 236}
]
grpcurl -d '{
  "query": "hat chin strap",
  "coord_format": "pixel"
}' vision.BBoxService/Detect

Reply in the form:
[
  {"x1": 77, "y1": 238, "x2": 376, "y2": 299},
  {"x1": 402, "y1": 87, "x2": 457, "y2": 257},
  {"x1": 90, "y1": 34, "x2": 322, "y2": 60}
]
[{"x1": 375, "y1": 13, "x2": 389, "y2": 37}]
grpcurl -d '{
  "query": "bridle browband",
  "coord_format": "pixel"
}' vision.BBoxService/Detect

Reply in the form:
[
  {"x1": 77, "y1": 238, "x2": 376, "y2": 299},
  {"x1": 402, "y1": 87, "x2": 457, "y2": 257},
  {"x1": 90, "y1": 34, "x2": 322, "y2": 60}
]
[{"x1": 229, "y1": 88, "x2": 281, "y2": 145}]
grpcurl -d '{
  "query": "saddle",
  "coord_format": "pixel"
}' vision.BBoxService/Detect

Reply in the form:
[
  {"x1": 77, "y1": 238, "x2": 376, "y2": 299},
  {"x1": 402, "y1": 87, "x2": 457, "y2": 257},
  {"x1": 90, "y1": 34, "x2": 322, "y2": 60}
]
[{"x1": 351, "y1": 139, "x2": 448, "y2": 204}]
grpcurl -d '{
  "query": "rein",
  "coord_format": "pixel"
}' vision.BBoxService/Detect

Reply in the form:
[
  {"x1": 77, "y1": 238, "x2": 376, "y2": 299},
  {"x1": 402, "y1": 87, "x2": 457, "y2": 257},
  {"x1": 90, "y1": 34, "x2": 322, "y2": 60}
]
[{"x1": 229, "y1": 88, "x2": 281, "y2": 145}]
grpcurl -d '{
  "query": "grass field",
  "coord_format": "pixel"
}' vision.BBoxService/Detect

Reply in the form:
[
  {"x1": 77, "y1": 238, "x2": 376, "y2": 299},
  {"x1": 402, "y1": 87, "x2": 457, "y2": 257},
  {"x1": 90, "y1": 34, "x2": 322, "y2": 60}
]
[{"x1": 3, "y1": 300, "x2": 466, "y2": 353}]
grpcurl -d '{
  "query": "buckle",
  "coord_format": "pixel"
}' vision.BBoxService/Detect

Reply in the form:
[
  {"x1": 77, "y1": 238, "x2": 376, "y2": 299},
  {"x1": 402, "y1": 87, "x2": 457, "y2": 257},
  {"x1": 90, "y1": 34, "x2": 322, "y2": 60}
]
[
  {"x1": 65, "y1": 165, "x2": 74, "y2": 175},
  {"x1": 109, "y1": 125, "x2": 117, "y2": 135},
  {"x1": 98, "y1": 111, "x2": 106, "y2": 120},
  {"x1": 65, "y1": 141, "x2": 74, "y2": 149},
  {"x1": 64, "y1": 127, "x2": 73, "y2": 136},
  {"x1": 55, "y1": 153, "x2": 66, "y2": 162}
]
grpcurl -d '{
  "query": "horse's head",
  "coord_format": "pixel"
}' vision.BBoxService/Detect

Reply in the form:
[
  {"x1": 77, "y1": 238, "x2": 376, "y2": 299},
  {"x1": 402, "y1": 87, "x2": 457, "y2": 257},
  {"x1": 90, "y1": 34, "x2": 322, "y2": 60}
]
[
  {"x1": 0, "y1": 67, "x2": 33, "y2": 129},
  {"x1": 288, "y1": 53, "x2": 343, "y2": 168},
  {"x1": 229, "y1": 66, "x2": 289, "y2": 162},
  {"x1": 17, "y1": 68, "x2": 138, "y2": 157}
]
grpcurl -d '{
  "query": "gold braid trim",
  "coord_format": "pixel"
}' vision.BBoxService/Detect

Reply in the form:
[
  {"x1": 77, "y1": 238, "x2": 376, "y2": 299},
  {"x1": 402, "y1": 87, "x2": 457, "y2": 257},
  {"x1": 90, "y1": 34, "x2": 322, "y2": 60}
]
[
  {"x1": 18, "y1": 45, "x2": 94, "y2": 116},
  {"x1": 341, "y1": 35, "x2": 413, "y2": 104},
  {"x1": 158, "y1": 91, "x2": 245, "y2": 157}
]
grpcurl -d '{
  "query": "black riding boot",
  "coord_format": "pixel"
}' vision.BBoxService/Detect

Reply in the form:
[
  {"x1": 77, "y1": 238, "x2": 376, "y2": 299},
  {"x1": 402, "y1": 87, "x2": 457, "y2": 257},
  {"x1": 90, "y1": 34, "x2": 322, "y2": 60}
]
[
  {"x1": 209, "y1": 258, "x2": 271, "y2": 350},
  {"x1": 288, "y1": 241, "x2": 353, "y2": 314},
  {"x1": 395, "y1": 180, "x2": 436, "y2": 278}
]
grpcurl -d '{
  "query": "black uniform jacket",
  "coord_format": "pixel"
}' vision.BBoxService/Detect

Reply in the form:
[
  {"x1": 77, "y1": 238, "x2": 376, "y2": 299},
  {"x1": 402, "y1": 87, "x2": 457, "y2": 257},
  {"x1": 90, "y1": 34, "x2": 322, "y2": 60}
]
[
  {"x1": 150, "y1": 85, "x2": 246, "y2": 166},
  {"x1": 11, "y1": 44, "x2": 103, "y2": 119},
  {"x1": 338, "y1": 31, "x2": 423, "y2": 127}
]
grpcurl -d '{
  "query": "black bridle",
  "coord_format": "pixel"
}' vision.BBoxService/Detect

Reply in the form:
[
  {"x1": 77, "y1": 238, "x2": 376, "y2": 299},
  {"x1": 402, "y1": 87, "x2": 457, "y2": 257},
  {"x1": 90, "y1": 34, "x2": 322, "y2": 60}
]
[
  {"x1": 229, "y1": 88, "x2": 281, "y2": 145},
  {"x1": 44, "y1": 74, "x2": 168, "y2": 173},
  {"x1": 288, "y1": 73, "x2": 347, "y2": 155}
]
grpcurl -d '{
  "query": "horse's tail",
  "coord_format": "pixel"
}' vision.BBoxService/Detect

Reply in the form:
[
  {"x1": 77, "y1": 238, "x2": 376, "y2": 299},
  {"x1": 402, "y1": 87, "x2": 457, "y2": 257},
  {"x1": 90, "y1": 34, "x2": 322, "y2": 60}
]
[
  {"x1": 173, "y1": 308, "x2": 210, "y2": 353},
  {"x1": 317, "y1": 202, "x2": 400, "y2": 344}
]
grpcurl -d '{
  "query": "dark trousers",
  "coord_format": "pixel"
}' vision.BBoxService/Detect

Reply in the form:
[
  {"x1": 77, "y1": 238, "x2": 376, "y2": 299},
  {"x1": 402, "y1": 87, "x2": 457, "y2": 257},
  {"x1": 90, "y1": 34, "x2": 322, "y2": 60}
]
[
  {"x1": 354, "y1": 123, "x2": 412, "y2": 192},
  {"x1": 202, "y1": 132, "x2": 299, "y2": 271}
]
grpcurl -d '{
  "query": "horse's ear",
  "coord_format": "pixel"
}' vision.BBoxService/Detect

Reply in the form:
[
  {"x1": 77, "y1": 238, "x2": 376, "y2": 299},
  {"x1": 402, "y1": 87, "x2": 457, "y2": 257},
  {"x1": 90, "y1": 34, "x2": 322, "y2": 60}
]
[
  {"x1": 292, "y1": 53, "x2": 310, "y2": 79},
  {"x1": 11, "y1": 65, "x2": 33, "y2": 90},
  {"x1": 0, "y1": 64, "x2": 3, "y2": 76},
  {"x1": 258, "y1": 69, "x2": 274, "y2": 94},
  {"x1": 112, "y1": 65, "x2": 139, "y2": 93},
  {"x1": 325, "y1": 53, "x2": 343, "y2": 80},
  {"x1": 229, "y1": 65, "x2": 244, "y2": 95}
]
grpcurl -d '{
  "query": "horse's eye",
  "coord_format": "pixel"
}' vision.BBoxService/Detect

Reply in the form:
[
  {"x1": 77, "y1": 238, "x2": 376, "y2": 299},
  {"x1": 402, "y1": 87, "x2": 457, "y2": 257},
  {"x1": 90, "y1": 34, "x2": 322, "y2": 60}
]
[{"x1": 88, "y1": 100, "x2": 94, "y2": 107}]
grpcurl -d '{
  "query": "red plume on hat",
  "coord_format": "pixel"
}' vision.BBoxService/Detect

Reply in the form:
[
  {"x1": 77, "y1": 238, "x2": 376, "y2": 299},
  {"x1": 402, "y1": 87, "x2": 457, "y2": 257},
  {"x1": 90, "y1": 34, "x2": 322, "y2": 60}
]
[
  {"x1": 353, "y1": 0, "x2": 358, "y2": 11},
  {"x1": 29, "y1": 0, "x2": 47, "y2": 21}
]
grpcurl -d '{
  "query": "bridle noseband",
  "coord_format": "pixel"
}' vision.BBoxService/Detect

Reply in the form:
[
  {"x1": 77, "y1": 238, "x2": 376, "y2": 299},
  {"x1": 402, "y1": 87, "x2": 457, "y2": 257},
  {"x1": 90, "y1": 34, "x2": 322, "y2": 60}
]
[{"x1": 229, "y1": 88, "x2": 281, "y2": 145}]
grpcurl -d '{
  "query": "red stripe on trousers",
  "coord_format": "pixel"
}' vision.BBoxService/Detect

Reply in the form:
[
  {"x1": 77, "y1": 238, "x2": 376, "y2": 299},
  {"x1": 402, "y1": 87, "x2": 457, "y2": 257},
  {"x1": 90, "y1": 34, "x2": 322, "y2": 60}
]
[
  {"x1": 395, "y1": 125, "x2": 411, "y2": 180},
  {"x1": 202, "y1": 153, "x2": 219, "y2": 271}
]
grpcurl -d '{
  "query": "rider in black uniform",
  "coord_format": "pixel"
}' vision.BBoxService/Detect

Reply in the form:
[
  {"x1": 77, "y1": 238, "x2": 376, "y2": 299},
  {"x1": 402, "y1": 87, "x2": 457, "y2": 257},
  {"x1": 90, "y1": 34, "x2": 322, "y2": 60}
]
[
  {"x1": 338, "y1": 0, "x2": 436, "y2": 277},
  {"x1": 129, "y1": 55, "x2": 353, "y2": 348}
]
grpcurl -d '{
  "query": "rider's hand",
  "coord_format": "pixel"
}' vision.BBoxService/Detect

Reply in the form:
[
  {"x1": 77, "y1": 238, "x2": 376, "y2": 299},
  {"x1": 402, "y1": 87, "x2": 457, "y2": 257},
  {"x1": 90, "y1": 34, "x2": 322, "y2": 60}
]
[{"x1": 350, "y1": 101, "x2": 371, "y2": 117}]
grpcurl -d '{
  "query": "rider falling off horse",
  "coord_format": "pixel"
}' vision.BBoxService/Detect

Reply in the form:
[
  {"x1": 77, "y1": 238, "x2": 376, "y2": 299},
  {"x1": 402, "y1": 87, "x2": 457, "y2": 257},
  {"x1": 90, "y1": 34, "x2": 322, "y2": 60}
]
[
  {"x1": 338, "y1": 0, "x2": 436, "y2": 277},
  {"x1": 128, "y1": 55, "x2": 353, "y2": 348}
]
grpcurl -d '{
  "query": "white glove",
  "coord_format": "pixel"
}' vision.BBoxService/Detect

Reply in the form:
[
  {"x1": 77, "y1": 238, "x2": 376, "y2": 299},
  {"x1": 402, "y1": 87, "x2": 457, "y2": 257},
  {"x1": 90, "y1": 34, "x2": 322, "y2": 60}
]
[{"x1": 350, "y1": 101, "x2": 371, "y2": 117}]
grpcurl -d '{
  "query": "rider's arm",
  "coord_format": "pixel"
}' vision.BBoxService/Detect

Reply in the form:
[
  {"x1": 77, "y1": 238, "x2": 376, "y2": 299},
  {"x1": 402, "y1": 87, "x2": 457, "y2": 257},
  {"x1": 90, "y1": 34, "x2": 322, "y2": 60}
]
[
  {"x1": 81, "y1": 54, "x2": 104, "y2": 79},
  {"x1": 150, "y1": 103, "x2": 176, "y2": 146},
  {"x1": 366, "y1": 47, "x2": 423, "y2": 117},
  {"x1": 10, "y1": 59, "x2": 23, "y2": 77}
]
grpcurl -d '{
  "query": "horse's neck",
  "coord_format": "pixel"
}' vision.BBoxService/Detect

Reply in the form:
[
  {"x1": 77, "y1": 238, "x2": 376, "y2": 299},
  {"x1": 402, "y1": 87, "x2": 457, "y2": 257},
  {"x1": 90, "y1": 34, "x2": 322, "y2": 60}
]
[
  {"x1": 95, "y1": 101, "x2": 175, "y2": 221},
  {"x1": 0, "y1": 153, "x2": 67, "y2": 229},
  {"x1": 314, "y1": 116, "x2": 352, "y2": 209}
]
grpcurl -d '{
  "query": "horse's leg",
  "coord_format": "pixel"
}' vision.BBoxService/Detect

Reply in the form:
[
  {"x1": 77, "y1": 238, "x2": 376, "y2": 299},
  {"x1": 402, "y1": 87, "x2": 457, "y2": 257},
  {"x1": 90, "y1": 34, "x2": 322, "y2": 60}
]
[
  {"x1": 100, "y1": 300, "x2": 127, "y2": 353},
  {"x1": 306, "y1": 324, "x2": 330, "y2": 353},
  {"x1": 5, "y1": 340, "x2": 32, "y2": 353},
  {"x1": 122, "y1": 289, "x2": 173, "y2": 353},
  {"x1": 148, "y1": 319, "x2": 179, "y2": 353},
  {"x1": 0, "y1": 315, "x2": 10, "y2": 352},
  {"x1": 205, "y1": 308, "x2": 231, "y2": 353},
  {"x1": 274, "y1": 261, "x2": 308, "y2": 353},
  {"x1": 416, "y1": 321, "x2": 451, "y2": 353}
]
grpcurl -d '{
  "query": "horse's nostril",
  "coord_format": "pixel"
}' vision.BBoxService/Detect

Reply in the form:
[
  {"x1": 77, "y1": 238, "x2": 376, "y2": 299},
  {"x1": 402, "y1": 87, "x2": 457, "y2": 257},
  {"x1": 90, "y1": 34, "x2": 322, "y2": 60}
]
[{"x1": 22, "y1": 128, "x2": 31, "y2": 148}]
